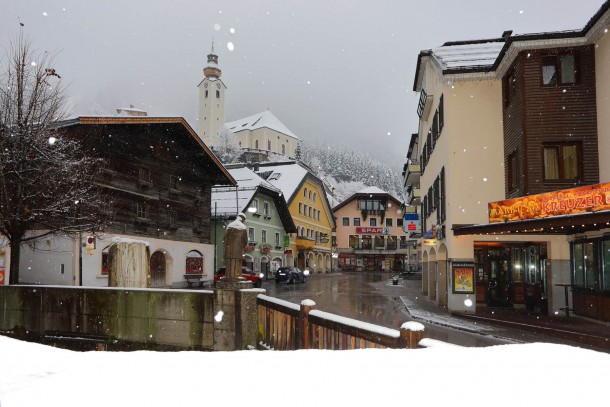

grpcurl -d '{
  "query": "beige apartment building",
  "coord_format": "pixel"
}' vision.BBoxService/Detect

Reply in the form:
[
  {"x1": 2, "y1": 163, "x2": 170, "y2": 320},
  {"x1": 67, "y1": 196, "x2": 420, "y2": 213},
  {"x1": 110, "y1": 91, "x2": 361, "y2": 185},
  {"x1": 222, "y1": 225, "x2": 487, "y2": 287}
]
[{"x1": 406, "y1": 2, "x2": 610, "y2": 319}]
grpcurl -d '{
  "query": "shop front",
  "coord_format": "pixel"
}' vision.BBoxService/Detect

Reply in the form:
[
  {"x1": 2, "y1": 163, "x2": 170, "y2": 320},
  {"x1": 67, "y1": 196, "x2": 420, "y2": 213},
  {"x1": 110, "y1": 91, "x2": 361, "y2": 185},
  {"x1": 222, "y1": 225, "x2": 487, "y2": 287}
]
[
  {"x1": 474, "y1": 242, "x2": 547, "y2": 310},
  {"x1": 454, "y1": 181, "x2": 610, "y2": 321}
]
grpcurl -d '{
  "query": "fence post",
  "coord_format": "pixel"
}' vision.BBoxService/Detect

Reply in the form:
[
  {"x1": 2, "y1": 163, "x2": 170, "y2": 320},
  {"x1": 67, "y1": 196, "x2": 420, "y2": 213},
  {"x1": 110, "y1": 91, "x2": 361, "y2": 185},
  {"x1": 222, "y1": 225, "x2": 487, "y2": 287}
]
[
  {"x1": 400, "y1": 321, "x2": 425, "y2": 349},
  {"x1": 299, "y1": 299, "x2": 316, "y2": 349}
]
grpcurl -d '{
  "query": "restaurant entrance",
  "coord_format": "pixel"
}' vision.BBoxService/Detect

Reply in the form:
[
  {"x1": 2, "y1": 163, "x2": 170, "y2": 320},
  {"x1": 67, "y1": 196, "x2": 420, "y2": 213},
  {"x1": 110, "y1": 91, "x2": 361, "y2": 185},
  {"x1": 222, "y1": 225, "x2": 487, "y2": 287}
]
[{"x1": 474, "y1": 242, "x2": 547, "y2": 309}]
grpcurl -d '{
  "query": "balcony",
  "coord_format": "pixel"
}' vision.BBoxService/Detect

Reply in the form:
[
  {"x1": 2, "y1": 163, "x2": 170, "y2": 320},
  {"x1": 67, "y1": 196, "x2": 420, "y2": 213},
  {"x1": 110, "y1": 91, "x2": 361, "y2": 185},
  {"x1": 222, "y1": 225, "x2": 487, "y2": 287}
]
[
  {"x1": 404, "y1": 162, "x2": 420, "y2": 186},
  {"x1": 296, "y1": 236, "x2": 315, "y2": 250}
]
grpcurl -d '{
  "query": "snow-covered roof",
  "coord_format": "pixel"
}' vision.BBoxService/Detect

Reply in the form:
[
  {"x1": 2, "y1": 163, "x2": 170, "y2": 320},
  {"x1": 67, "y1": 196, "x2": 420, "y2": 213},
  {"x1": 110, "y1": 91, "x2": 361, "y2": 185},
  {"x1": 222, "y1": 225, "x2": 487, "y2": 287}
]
[
  {"x1": 358, "y1": 186, "x2": 388, "y2": 195},
  {"x1": 226, "y1": 110, "x2": 299, "y2": 140},
  {"x1": 255, "y1": 161, "x2": 309, "y2": 202},
  {"x1": 211, "y1": 166, "x2": 280, "y2": 217},
  {"x1": 431, "y1": 40, "x2": 505, "y2": 71}
]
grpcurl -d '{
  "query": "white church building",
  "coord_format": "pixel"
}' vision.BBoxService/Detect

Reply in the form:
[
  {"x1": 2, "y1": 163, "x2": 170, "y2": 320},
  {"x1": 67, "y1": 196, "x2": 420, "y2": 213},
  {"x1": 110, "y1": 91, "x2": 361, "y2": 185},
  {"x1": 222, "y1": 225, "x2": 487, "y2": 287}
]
[{"x1": 196, "y1": 44, "x2": 300, "y2": 161}]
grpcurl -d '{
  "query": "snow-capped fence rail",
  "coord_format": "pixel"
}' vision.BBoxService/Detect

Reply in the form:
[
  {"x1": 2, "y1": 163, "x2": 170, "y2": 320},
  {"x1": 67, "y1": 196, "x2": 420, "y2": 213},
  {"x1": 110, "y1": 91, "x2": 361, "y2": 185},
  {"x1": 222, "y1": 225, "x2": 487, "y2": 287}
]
[{"x1": 257, "y1": 294, "x2": 425, "y2": 350}]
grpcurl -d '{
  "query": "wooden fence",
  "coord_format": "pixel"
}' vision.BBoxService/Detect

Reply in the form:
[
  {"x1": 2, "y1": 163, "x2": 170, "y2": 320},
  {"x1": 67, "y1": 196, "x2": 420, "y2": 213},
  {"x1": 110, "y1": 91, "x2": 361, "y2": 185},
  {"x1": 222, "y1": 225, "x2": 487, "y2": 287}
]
[{"x1": 257, "y1": 294, "x2": 424, "y2": 350}]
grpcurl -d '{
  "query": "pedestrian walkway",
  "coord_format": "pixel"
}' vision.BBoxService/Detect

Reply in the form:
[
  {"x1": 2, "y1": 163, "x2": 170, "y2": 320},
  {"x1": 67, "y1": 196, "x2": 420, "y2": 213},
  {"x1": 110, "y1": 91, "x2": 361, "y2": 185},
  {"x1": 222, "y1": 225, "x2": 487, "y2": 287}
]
[{"x1": 398, "y1": 276, "x2": 610, "y2": 352}]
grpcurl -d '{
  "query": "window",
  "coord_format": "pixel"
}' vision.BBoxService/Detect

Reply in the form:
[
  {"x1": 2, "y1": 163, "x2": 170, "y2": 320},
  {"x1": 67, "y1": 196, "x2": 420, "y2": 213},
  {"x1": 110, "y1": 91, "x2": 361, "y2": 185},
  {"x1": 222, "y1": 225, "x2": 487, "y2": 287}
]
[
  {"x1": 185, "y1": 251, "x2": 203, "y2": 274},
  {"x1": 251, "y1": 199, "x2": 259, "y2": 213},
  {"x1": 136, "y1": 203, "x2": 148, "y2": 219},
  {"x1": 255, "y1": 140, "x2": 259, "y2": 149},
  {"x1": 369, "y1": 218, "x2": 377, "y2": 227},
  {"x1": 342, "y1": 217, "x2": 350, "y2": 226},
  {"x1": 313, "y1": 193, "x2": 317, "y2": 203},
  {"x1": 542, "y1": 54, "x2": 577, "y2": 86},
  {"x1": 308, "y1": 207, "x2": 312, "y2": 218},
  {"x1": 362, "y1": 235, "x2": 372, "y2": 250},
  {"x1": 205, "y1": 90, "x2": 208, "y2": 98},
  {"x1": 573, "y1": 242, "x2": 595, "y2": 289},
  {"x1": 508, "y1": 151, "x2": 520, "y2": 190},
  {"x1": 304, "y1": 204, "x2": 308, "y2": 217},
  {"x1": 248, "y1": 227, "x2": 255, "y2": 242},
  {"x1": 374, "y1": 235, "x2": 385, "y2": 249},
  {"x1": 308, "y1": 190, "x2": 312, "y2": 200},
  {"x1": 543, "y1": 143, "x2": 580, "y2": 181},
  {"x1": 385, "y1": 218, "x2": 393, "y2": 227},
  {"x1": 101, "y1": 247, "x2": 111, "y2": 275},
  {"x1": 387, "y1": 236, "x2": 397, "y2": 250},
  {"x1": 275, "y1": 232, "x2": 280, "y2": 247},
  {"x1": 139, "y1": 167, "x2": 151, "y2": 182},
  {"x1": 397, "y1": 218, "x2": 403, "y2": 228},
  {"x1": 304, "y1": 188, "x2": 308, "y2": 198},
  {"x1": 299, "y1": 202, "x2": 303, "y2": 214},
  {"x1": 603, "y1": 240, "x2": 610, "y2": 291},
  {"x1": 216, "y1": 90, "x2": 220, "y2": 98},
  {"x1": 169, "y1": 175, "x2": 179, "y2": 190},
  {"x1": 261, "y1": 229, "x2": 267, "y2": 243},
  {"x1": 267, "y1": 139, "x2": 271, "y2": 150},
  {"x1": 504, "y1": 68, "x2": 516, "y2": 106},
  {"x1": 542, "y1": 56, "x2": 557, "y2": 86},
  {"x1": 359, "y1": 199, "x2": 386, "y2": 211},
  {"x1": 282, "y1": 144, "x2": 285, "y2": 155},
  {"x1": 264, "y1": 202, "x2": 270, "y2": 217},
  {"x1": 349, "y1": 235, "x2": 360, "y2": 249},
  {"x1": 353, "y1": 217, "x2": 361, "y2": 226},
  {"x1": 167, "y1": 210, "x2": 177, "y2": 227}
]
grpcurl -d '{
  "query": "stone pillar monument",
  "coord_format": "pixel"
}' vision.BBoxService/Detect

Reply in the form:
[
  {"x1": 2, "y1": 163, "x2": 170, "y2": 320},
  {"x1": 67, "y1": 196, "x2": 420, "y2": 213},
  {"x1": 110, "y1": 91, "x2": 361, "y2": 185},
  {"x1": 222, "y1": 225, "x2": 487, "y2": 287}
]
[
  {"x1": 108, "y1": 238, "x2": 150, "y2": 288},
  {"x1": 214, "y1": 213, "x2": 259, "y2": 351}
]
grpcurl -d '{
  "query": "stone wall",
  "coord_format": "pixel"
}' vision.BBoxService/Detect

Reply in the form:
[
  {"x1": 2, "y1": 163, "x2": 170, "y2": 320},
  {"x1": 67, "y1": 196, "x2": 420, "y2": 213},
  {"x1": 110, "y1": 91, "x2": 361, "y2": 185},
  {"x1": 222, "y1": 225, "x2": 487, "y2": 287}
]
[{"x1": 0, "y1": 286, "x2": 216, "y2": 350}]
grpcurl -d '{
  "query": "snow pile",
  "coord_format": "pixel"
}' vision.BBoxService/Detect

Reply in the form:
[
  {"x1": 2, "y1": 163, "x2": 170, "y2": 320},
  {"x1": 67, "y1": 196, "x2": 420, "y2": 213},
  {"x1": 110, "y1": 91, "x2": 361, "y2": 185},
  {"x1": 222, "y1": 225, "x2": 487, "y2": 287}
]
[{"x1": 1, "y1": 336, "x2": 609, "y2": 407}]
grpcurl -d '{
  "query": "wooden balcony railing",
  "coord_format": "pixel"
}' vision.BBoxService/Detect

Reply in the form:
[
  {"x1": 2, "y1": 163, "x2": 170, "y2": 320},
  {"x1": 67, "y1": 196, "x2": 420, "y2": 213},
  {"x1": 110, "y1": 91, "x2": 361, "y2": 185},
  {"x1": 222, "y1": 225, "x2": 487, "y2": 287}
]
[{"x1": 257, "y1": 294, "x2": 425, "y2": 351}]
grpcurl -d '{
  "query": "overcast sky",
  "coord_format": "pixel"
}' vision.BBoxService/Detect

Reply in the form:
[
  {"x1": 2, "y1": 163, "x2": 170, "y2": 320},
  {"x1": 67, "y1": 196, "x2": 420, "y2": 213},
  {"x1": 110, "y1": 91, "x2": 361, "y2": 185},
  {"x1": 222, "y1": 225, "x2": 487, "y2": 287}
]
[{"x1": 1, "y1": 0, "x2": 606, "y2": 163}]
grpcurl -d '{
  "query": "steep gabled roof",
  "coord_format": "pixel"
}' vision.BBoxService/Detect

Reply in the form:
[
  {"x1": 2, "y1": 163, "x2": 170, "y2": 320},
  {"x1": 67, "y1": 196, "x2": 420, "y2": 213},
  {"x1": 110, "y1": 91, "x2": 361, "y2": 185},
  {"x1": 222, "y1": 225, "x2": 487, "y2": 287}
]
[
  {"x1": 211, "y1": 165, "x2": 296, "y2": 232},
  {"x1": 53, "y1": 116, "x2": 236, "y2": 186},
  {"x1": 226, "y1": 110, "x2": 299, "y2": 140}
]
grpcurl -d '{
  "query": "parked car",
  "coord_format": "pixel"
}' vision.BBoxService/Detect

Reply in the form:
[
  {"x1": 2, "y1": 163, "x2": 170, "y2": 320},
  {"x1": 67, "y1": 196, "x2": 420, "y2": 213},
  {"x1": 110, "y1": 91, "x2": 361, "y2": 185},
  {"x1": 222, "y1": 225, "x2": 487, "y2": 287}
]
[
  {"x1": 275, "y1": 266, "x2": 308, "y2": 284},
  {"x1": 215, "y1": 266, "x2": 263, "y2": 288}
]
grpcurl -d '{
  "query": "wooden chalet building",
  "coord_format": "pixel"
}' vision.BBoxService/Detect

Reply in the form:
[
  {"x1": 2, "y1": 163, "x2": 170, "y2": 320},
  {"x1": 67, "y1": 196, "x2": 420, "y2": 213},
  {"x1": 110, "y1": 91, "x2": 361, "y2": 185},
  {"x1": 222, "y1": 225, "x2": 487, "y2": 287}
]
[{"x1": 18, "y1": 116, "x2": 236, "y2": 288}]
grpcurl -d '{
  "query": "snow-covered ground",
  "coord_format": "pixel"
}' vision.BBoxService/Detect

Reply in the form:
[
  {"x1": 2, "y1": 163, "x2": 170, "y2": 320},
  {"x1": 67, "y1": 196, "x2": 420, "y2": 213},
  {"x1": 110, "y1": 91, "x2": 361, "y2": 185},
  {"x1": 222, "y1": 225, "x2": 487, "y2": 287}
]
[{"x1": 1, "y1": 335, "x2": 608, "y2": 407}]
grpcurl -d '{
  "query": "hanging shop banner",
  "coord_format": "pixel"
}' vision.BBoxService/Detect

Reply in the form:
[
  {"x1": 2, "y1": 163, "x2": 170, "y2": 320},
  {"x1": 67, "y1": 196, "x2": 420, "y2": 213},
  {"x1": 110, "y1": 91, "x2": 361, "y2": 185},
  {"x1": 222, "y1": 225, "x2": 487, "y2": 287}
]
[
  {"x1": 423, "y1": 239, "x2": 437, "y2": 246},
  {"x1": 404, "y1": 213, "x2": 420, "y2": 233},
  {"x1": 452, "y1": 261, "x2": 475, "y2": 294},
  {"x1": 488, "y1": 181, "x2": 610, "y2": 223}
]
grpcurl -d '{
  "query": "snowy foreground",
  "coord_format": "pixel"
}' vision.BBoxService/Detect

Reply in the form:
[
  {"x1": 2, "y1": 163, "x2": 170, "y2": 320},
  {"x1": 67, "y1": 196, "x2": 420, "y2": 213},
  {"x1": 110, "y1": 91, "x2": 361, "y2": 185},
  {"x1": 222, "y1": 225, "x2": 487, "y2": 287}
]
[{"x1": 1, "y1": 336, "x2": 608, "y2": 407}]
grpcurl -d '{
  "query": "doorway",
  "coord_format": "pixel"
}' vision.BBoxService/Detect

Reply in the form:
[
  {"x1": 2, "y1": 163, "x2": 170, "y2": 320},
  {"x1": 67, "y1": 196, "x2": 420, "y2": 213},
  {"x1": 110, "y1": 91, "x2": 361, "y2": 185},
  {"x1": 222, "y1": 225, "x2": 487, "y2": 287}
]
[{"x1": 150, "y1": 251, "x2": 167, "y2": 288}]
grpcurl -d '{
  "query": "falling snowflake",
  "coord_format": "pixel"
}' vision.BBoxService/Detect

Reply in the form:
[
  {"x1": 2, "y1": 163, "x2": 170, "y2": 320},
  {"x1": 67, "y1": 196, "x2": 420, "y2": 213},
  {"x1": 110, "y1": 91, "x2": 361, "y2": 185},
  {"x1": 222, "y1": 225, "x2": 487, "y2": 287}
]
[
  {"x1": 214, "y1": 310, "x2": 224, "y2": 322},
  {"x1": 48, "y1": 136, "x2": 57, "y2": 145},
  {"x1": 214, "y1": 23, "x2": 220, "y2": 31},
  {"x1": 227, "y1": 42, "x2": 235, "y2": 51},
  {"x1": 230, "y1": 27, "x2": 235, "y2": 34}
]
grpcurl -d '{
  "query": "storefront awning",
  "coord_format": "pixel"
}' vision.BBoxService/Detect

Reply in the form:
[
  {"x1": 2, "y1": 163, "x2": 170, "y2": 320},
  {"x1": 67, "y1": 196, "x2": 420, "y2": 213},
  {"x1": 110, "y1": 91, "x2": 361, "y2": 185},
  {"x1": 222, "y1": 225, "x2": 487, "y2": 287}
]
[{"x1": 453, "y1": 210, "x2": 610, "y2": 236}]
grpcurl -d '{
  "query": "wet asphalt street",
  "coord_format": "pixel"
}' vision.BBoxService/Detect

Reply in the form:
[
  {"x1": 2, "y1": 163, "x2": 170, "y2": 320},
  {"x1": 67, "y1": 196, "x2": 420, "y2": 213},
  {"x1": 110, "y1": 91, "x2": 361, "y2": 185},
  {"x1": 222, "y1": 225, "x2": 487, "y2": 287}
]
[{"x1": 261, "y1": 272, "x2": 518, "y2": 348}]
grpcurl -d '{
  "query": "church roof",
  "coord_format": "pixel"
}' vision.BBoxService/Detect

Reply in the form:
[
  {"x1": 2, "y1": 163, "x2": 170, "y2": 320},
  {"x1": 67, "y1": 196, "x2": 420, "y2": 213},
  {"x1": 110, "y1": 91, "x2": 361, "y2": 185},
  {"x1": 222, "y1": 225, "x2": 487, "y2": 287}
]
[{"x1": 226, "y1": 110, "x2": 300, "y2": 140}]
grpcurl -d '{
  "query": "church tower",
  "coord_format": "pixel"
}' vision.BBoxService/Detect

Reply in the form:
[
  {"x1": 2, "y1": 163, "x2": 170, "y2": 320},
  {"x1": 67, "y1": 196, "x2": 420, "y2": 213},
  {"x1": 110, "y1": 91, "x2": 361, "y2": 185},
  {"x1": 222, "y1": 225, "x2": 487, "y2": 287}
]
[{"x1": 197, "y1": 42, "x2": 226, "y2": 147}]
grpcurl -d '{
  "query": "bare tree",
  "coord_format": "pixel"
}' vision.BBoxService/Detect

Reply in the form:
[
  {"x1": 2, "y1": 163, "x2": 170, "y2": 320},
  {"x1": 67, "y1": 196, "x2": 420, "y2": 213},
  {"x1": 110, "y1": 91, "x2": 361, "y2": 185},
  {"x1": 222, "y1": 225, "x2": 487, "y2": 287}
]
[{"x1": 0, "y1": 30, "x2": 108, "y2": 284}]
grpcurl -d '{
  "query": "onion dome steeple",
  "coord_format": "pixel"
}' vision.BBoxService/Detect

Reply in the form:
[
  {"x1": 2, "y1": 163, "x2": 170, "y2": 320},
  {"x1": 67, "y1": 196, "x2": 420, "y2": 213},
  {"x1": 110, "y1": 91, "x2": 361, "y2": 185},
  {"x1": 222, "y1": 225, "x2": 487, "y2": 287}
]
[{"x1": 203, "y1": 41, "x2": 222, "y2": 79}]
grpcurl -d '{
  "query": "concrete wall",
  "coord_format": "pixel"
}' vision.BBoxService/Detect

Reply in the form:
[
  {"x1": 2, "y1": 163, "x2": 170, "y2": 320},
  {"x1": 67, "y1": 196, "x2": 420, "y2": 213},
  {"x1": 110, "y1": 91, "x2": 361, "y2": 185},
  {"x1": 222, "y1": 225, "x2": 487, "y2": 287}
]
[
  {"x1": 0, "y1": 285, "x2": 215, "y2": 350},
  {"x1": 18, "y1": 233, "x2": 215, "y2": 288}
]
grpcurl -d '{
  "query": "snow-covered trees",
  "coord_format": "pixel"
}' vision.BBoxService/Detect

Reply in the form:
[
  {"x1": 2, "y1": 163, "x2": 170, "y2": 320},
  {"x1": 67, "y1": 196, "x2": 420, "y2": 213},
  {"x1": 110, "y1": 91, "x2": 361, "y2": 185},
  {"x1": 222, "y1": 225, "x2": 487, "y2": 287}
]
[
  {"x1": 214, "y1": 127, "x2": 242, "y2": 163},
  {"x1": 299, "y1": 138, "x2": 406, "y2": 202},
  {"x1": 0, "y1": 31, "x2": 108, "y2": 284}
]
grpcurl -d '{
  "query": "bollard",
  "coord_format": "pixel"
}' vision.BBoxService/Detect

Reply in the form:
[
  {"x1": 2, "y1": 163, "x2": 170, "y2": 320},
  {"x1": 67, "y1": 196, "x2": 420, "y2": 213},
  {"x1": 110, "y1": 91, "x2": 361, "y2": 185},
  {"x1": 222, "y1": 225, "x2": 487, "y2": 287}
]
[
  {"x1": 299, "y1": 299, "x2": 316, "y2": 349},
  {"x1": 399, "y1": 321, "x2": 425, "y2": 349}
]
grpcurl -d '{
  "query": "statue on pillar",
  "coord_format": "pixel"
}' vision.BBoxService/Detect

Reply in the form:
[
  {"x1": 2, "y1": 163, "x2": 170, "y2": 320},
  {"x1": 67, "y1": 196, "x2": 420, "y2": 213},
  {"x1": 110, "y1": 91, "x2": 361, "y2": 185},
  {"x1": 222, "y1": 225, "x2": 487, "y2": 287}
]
[{"x1": 223, "y1": 212, "x2": 248, "y2": 281}]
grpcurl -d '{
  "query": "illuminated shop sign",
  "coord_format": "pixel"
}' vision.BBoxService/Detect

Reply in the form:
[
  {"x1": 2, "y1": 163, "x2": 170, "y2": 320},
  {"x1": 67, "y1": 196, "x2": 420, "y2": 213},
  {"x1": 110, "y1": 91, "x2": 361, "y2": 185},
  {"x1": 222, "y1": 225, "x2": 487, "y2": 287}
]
[{"x1": 488, "y1": 182, "x2": 610, "y2": 223}]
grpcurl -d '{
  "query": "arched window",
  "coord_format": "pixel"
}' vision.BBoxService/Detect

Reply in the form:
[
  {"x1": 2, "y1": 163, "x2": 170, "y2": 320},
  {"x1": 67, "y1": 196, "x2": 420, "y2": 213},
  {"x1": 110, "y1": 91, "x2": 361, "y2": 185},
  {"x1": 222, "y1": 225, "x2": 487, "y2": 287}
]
[
  {"x1": 186, "y1": 250, "x2": 204, "y2": 274},
  {"x1": 308, "y1": 191, "x2": 312, "y2": 200},
  {"x1": 205, "y1": 90, "x2": 208, "y2": 98},
  {"x1": 216, "y1": 90, "x2": 220, "y2": 98},
  {"x1": 255, "y1": 140, "x2": 259, "y2": 149},
  {"x1": 267, "y1": 139, "x2": 271, "y2": 150},
  {"x1": 313, "y1": 193, "x2": 317, "y2": 203},
  {"x1": 303, "y1": 188, "x2": 308, "y2": 198},
  {"x1": 101, "y1": 246, "x2": 111, "y2": 276}
]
